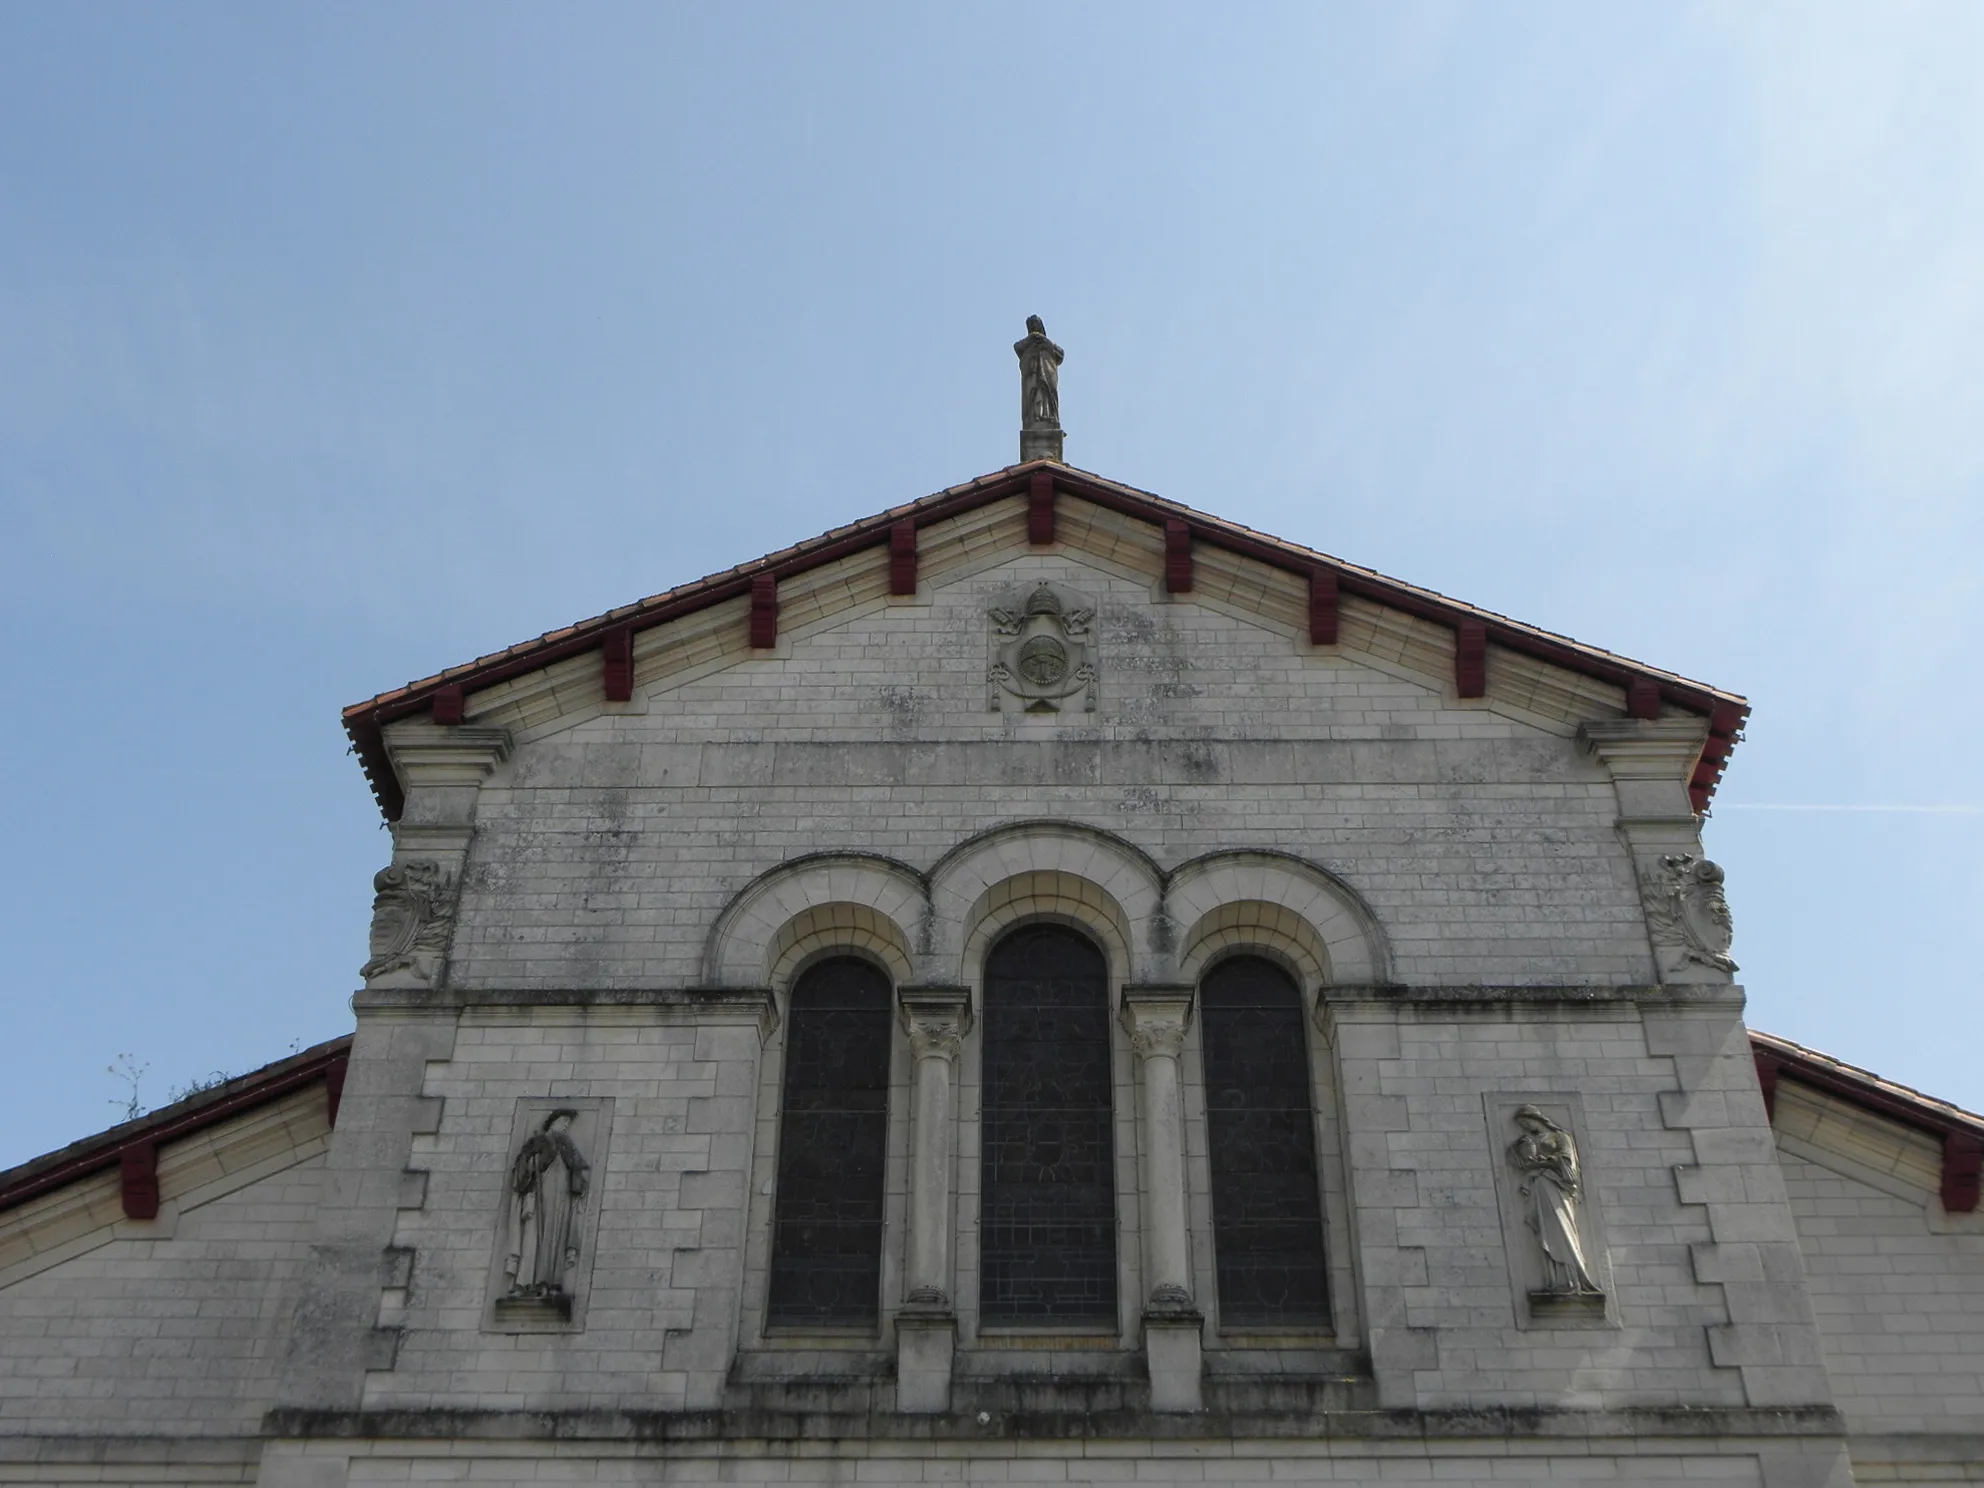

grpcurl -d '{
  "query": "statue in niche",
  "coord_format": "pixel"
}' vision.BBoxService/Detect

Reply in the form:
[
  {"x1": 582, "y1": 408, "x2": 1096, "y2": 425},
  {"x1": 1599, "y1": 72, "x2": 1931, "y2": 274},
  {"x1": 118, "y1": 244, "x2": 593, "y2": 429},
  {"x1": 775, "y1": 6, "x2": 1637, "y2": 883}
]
[
  {"x1": 988, "y1": 582, "x2": 1096, "y2": 714},
  {"x1": 1643, "y1": 852, "x2": 1738, "y2": 973},
  {"x1": 1014, "y1": 314, "x2": 1064, "y2": 430},
  {"x1": 504, "y1": 1110, "x2": 590, "y2": 1308},
  {"x1": 1508, "y1": 1106, "x2": 1602, "y2": 1297},
  {"x1": 360, "y1": 859, "x2": 456, "y2": 986}
]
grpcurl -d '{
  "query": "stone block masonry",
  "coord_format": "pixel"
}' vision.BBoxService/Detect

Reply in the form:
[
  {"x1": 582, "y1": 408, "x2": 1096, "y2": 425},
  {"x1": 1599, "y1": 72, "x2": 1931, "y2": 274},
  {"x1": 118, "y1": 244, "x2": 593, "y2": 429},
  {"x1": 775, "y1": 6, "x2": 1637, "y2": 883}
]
[{"x1": 443, "y1": 553, "x2": 1655, "y2": 996}]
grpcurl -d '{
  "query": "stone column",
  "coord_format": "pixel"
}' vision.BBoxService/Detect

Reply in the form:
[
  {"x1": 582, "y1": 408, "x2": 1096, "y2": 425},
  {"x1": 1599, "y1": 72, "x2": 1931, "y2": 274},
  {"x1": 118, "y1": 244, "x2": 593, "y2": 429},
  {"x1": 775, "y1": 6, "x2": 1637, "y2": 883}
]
[
  {"x1": 1121, "y1": 985, "x2": 1202, "y2": 1412},
  {"x1": 895, "y1": 985, "x2": 969, "y2": 1414},
  {"x1": 361, "y1": 722, "x2": 513, "y2": 993},
  {"x1": 1580, "y1": 719, "x2": 1734, "y2": 985}
]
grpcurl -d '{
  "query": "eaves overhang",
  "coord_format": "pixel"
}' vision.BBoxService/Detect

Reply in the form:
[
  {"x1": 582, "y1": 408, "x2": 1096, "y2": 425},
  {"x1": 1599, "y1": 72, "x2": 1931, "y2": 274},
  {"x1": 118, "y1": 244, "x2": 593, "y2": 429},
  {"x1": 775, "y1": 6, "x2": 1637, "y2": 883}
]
[
  {"x1": 342, "y1": 461, "x2": 1750, "y2": 821},
  {"x1": 0, "y1": 1035, "x2": 352, "y2": 1219},
  {"x1": 1752, "y1": 1029, "x2": 1984, "y2": 1213}
]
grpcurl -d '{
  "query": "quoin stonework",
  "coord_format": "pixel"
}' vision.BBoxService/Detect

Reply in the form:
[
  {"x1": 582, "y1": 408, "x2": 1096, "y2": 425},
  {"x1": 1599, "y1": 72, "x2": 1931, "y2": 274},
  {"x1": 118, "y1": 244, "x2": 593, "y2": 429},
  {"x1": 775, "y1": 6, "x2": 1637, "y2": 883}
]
[{"x1": 3, "y1": 321, "x2": 1981, "y2": 1487}]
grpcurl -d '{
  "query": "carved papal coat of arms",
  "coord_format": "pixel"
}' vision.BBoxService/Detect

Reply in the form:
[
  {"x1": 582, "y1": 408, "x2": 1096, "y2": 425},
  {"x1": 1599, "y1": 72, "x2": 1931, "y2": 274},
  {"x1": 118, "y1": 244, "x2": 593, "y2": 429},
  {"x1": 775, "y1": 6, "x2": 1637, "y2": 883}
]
[{"x1": 987, "y1": 583, "x2": 1098, "y2": 715}]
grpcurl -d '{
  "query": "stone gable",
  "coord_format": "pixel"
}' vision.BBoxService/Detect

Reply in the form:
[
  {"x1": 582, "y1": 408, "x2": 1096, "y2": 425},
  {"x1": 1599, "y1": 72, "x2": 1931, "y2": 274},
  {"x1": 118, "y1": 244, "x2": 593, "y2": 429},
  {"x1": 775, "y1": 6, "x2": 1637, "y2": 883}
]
[{"x1": 5, "y1": 445, "x2": 1976, "y2": 1488}]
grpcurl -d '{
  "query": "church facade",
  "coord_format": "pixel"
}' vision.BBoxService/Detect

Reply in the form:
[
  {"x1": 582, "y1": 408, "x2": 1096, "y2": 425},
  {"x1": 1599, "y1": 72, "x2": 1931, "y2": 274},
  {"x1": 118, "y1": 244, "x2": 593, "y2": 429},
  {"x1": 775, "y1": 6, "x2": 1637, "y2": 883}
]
[{"x1": 3, "y1": 334, "x2": 1982, "y2": 1486}]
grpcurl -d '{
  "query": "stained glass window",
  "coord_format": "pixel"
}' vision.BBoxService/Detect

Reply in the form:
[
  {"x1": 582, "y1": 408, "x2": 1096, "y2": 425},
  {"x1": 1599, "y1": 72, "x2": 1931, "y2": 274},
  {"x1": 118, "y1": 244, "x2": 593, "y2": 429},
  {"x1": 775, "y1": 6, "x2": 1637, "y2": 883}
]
[
  {"x1": 1200, "y1": 956, "x2": 1329, "y2": 1326},
  {"x1": 766, "y1": 957, "x2": 891, "y2": 1327},
  {"x1": 979, "y1": 924, "x2": 1118, "y2": 1325}
]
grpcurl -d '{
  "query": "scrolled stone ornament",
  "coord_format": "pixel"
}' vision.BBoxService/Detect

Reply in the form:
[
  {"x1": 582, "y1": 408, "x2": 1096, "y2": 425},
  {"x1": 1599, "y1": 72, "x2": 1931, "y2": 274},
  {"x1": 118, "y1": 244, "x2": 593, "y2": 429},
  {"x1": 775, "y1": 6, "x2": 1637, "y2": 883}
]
[
  {"x1": 904, "y1": 1014, "x2": 963, "y2": 1064},
  {"x1": 360, "y1": 859, "x2": 457, "y2": 986},
  {"x1": 1643, "y1": 852, "x2": 1738, "y2": 974},
  {"x1": 1128, "y1": 1016, "x2": 1190, "y2": 1062}
]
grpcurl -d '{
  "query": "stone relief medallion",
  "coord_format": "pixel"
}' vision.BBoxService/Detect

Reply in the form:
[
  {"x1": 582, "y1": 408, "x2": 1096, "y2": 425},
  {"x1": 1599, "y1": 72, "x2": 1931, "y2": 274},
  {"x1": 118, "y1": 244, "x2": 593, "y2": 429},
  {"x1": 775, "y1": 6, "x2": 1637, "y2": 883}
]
[
  {"x1": 360, "y1": 858, "x2": 457, "y2": 988},
  {"x1": 988, "y1": 582, "x2": 1097, "y2": 715},
  {"x1": 1642, "y1": 852, "x2": 1738, "y2": 976}
]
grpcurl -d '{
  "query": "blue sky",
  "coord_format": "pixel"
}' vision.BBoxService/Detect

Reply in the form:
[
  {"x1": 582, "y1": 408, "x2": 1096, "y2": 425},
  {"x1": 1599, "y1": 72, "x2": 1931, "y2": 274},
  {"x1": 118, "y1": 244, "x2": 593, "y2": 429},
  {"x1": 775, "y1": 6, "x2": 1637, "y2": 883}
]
[{"x1": 2, "y1": 3, "x2": 1979, "y2": 1168}]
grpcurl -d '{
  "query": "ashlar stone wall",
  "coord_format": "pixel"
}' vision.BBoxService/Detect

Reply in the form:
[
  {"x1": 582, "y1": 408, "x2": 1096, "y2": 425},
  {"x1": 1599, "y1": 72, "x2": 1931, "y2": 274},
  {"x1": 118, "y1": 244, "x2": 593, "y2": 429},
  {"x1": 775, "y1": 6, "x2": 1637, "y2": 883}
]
[
  {"x1": 1775, "y1": 1084, "x2": 1984, "y2": 1437},
  {"x1": 0, "y1": 1086, "x2": 330, "y2": 1439},
  {"x1": 439, "y1": 544, "x2": 1659, "y2": 993},
  {"x1": 367, "y1": 1005, "x2": 765, "y2": 1414},
  {"x1": 320, "y1": 525, "x2": 1807, "y2": 1421}
]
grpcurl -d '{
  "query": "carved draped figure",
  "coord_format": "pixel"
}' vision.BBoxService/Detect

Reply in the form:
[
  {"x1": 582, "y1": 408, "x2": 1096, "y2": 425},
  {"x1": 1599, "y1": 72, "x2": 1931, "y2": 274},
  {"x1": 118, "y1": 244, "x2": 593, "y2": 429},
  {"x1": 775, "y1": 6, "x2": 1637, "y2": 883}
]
[
  {"x1": 1014, "y1": 317, "x2": 1064, "y2": 429},
  {"x1": 1510, "y1": 1112, "x2": 1600, "y2": 1295},
  {"x1": 506, "y1": 1116, "x2": 589, "y2": 1297}
]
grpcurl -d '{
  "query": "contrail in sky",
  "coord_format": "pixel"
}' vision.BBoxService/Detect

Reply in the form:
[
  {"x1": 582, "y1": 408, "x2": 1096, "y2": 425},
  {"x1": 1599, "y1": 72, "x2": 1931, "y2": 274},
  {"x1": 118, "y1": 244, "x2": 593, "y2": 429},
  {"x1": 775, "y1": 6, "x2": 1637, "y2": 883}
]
[{"x1": 1716, "y1": 804, "x2": 1983, "y2": 815}]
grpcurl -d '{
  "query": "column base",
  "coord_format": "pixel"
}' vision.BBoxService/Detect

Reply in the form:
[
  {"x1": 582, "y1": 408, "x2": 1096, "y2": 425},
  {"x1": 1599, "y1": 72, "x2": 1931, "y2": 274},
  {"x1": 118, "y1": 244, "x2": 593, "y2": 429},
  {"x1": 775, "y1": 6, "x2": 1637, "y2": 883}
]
[
  {"x1": 895, "y1": 1308, "x2": 956, "y2": 1414},
  {"x1": 1143, "y1": 1307, "x2": 1204, "y2": 1412}
]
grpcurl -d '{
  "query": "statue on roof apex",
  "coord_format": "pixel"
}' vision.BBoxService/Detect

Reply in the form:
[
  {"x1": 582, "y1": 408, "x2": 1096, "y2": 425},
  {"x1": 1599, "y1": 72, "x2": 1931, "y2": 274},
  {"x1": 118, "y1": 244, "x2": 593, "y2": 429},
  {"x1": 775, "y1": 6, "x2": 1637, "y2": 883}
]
[{"x1": 1015, "y1": 315, "x2": 1066, "y2": 463}]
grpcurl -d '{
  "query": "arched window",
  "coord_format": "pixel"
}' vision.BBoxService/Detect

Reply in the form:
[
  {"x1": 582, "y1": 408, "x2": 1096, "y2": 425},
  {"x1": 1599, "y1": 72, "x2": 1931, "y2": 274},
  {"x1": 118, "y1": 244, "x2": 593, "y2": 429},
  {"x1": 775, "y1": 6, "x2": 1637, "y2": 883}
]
[
  {"x1": 1200, "y1": 955, "x2": 1329, "y2": 1326},
  {"x1": 980, "y1": 924, "x2": 1117, "y2": 1325},
  {"x1": 766, "y1": 957, "x2": 892, "y2": 1327}
]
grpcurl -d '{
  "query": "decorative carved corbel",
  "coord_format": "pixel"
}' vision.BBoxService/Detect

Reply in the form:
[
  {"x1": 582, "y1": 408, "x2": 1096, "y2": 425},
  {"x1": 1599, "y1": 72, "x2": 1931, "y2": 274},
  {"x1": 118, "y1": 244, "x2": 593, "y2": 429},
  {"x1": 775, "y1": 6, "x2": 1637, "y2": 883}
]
[
  {"x1": 1641, "y1": 852, "x2": 1738, "y2": 974},
  {"x1": 360, "y1": 859, "x2": 458, "y2": 988},
  {"x1": 1579, "y1": 718, "x2": 1736, "y2": 984}
]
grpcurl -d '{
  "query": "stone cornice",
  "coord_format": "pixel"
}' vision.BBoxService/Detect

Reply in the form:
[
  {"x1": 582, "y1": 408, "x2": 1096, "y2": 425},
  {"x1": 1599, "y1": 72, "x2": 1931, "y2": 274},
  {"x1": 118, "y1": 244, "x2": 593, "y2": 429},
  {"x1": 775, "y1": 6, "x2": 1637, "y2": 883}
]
[
  {"x1": 1578, "y1": 719, "x2": 1709, "y2": 781},
  {"x1": 263, "y1": 1402, "x2": 1847, "y2": 1445},
  {"x1": 1319, "y1": 982, "x2": 1745, "y2": 1009},
  {"x1": 354, "y1": 986, "x2": 779, "y2": 1036},
  {"x1": 382, "y1": 722, "x2": 513, "y2": 789}
]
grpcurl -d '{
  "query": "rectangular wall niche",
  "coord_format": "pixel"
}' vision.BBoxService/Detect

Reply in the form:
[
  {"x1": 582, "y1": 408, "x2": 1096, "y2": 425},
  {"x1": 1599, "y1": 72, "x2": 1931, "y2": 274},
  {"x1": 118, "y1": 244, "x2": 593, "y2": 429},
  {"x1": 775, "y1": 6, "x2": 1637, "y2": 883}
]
[
  {"x1": 1482, "y1": 1092, "x2": 1617, "y2": 1330},
  {"x1": 484, "y1": 1097, "x2": 614, "y2": 1334}
]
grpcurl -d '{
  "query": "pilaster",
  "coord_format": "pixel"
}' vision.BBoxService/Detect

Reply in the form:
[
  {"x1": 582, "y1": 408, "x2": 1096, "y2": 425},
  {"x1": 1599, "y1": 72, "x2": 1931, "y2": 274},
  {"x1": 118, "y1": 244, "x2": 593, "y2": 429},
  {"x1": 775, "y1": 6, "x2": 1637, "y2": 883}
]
[
  {"x1": 895, "y1": 984, "x2": 969, "y2": 1413},
  {"x1": 1581, "y1": 719, "x2": 1736, "y2": 985},
  {"x1": 361, "y1": 723, "x2": 511, "y2": 994},
  {"x1": 1122, "y1": 984, "x2": 1202, "y2": 1411},
  {"x1": 1317, "y1": 995, "x2": 1436, "y2": 1409}
]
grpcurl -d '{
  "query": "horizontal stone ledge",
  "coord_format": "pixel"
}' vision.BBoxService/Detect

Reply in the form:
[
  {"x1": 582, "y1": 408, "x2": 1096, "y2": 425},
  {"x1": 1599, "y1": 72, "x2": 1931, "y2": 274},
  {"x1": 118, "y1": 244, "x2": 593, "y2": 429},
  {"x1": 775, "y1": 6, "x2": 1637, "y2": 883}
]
[
  {"x1": 350, "y1": 984, "x2": 1743, "y2": 1016},
  {"x1": 1845, "y1": 1430, "x2": 1984, "y2": 1464},
  {"x1": 353, "y1": 986, "x2": 777, "y2": 1019},
  {"x1": 0, "y1": 1435, "x2": 263, "y2": 1466},
  {"x1": 1323, "y1": 982, "x2": 1745, "y2": 1009},
  {"x1": 263, "y1": 1402, "x2": 1844, "y2": 1446}
]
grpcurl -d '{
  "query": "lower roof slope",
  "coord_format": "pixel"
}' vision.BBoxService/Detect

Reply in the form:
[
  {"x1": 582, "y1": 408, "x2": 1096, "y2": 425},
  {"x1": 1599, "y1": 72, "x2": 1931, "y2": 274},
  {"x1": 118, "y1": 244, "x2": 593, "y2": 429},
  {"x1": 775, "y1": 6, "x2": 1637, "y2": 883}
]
[{"x1": 4, "y1": 1030, "x2": 1972, "y2": 1218}]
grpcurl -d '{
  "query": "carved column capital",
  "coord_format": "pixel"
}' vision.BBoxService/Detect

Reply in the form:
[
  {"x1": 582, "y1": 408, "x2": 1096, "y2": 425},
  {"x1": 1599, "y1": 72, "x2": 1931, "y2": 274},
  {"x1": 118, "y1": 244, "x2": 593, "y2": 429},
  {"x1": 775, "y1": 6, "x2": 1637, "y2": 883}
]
[
  {"x1": 1121, "y1": 985, "x2": 1194, "y2": 1061},
  {"x1": 898, "y1": 985, "x2": 970, "y2": 1063}
]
